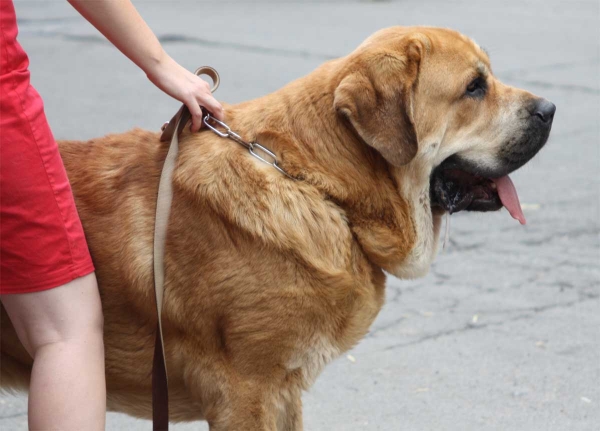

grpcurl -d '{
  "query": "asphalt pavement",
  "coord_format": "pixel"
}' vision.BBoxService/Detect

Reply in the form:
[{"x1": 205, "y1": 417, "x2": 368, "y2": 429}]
[{"x1": 1, "y1": 0, "x2": 598, "y2": 430}]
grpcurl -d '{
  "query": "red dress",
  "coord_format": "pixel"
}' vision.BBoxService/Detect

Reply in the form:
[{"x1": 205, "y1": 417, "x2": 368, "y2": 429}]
[{"x1": 0, "y1": 0, "x2": 94, "y2": 293}]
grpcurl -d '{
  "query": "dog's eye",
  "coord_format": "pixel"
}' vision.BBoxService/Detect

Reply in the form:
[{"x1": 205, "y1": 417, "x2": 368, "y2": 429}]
[{"x1": 465, "y1": 77, "x2": 486, "y2": 98}]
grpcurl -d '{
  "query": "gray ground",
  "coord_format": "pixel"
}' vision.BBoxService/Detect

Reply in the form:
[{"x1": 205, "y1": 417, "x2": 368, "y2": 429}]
[{"x1": 1, "y1": 0, "x2": 599, "y2": 430}]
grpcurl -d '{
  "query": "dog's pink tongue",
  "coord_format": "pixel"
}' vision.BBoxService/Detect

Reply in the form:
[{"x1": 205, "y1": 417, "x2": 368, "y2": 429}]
[{"x1": 493, "y1": 176, "x2": 526, "y2": 225}]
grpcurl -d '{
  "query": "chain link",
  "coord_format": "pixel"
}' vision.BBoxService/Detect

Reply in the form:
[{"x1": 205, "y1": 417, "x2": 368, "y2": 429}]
[{"x1": 203, "y1": 114, "x2": 294, "y2": 180}]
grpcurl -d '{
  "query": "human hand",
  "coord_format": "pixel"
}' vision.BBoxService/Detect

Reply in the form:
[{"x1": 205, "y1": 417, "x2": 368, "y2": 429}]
[
  {"x1": 66, "y1": 0, "x2": 224, "y2": 131},
  {"x1": 146, "y1": 55, "x2": 224, "y2": 132}
]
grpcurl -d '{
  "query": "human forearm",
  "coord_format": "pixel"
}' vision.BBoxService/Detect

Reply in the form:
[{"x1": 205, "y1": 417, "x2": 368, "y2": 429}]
[
  {"x1": 67, "y1": 0, "x2": 224, "y2": 130},
  {"x1": 67, "y1": 0, "x2": 166, "y2": 75}
]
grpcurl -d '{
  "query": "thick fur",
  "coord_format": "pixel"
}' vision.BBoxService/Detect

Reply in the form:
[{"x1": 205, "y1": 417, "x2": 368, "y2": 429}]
[{"x1": 0, "y1": 27, "x2": 548, "y2": 430}]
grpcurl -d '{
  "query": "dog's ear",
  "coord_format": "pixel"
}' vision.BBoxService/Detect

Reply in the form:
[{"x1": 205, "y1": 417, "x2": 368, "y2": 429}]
[{"x1": 334, "y1": 39, "x2": 423, "y2": 166}]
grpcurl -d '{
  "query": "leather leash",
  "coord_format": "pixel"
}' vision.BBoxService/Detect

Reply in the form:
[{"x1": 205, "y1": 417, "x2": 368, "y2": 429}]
[{"x1": 152, "y1": 66, "x2": 219, "y2": 431}]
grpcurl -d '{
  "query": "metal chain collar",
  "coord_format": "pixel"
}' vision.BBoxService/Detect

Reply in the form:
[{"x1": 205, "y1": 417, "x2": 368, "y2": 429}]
[{"x1": 203, "y1": 114, "x2": 294, "y2": 180}]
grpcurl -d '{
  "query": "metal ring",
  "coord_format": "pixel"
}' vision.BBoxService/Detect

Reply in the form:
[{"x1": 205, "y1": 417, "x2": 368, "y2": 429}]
[
  {"x1": 203, "y1": 114, "x2": 229, "y2": 137},
  {"x1": 249, "y1": 143, "x2": 278, "y2": 165},
  {"x1": 194, "y1": 66, "x2": 220, "y2": 93},
  {"x1": 251, "y1": 143, "x2": 277, "y2": 162}
]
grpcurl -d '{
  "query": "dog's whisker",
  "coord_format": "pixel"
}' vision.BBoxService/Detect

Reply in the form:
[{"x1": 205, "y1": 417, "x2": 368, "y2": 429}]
[{"x1": 443, "y1": 213, "x2": 451, "y2": 252}]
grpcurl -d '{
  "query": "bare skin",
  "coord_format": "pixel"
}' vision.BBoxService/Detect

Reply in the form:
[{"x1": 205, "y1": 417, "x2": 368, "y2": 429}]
[{"x1": 1, "y1": 274, "x2": 105, "y2": 431}]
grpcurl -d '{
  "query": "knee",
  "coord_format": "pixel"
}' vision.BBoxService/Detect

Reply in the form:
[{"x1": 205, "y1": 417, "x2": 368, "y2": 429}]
[{"x1": 34, "y1": 275, "x2": 105, "y2": 352}]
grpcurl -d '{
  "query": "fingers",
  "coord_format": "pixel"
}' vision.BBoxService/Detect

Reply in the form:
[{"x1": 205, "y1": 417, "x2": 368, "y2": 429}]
[
  {"x1": 146, "y1": 57, "x2": 226, "y2": 131},
  {"x1": 186, "y1": 97, "x2": 205, "y2": 133},
  {"x1": 187, "y1": 96, "x2": 223, "y2": 132},
  {"x1": 187, "y1": 78, "x2": 224, "y2": 132}
]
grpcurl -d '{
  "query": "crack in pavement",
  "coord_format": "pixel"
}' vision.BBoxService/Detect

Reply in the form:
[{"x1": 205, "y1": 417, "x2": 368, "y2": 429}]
[
  {"x1": 366, "y1": 316, "x2": 408, "y2": 339},
  {"x1": 17, "y1": 30, "x2": 338, "y2": 61},
  {"x1": 17, "y1": 29, "x2": 600, "y2": 96},
  {"x1": 498, "y1": 59, "x2": 600, "y2": 93},
  {"x1": 17, "y1": 16, "x2": 79, "y2": 25},
  {"x1": 446, "y1": 238, "x2": 487, "y2": 252},
  {"x1": 520, "y1": 226, "x2": 600, "y2": 246},
  {"x1": 0, "y1": 410, "x2": 27, "y2": 420},
  {"x1": 381, "y1": 293, "x2": 599, "y2": 351},
  {"x1": 158, "y1": 34, "x2": 337, "y2": 60},
  {"x1": 503, "y1": 78, "x2": 599, "y2": 94},
  {"x1": 499, "y1": 58, "x2": 600, "y2": 76}
]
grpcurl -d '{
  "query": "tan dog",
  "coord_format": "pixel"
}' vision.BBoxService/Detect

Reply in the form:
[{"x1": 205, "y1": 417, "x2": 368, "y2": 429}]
[{"x1": 0, "y1": 27, "x2": 554, "y2": 430}]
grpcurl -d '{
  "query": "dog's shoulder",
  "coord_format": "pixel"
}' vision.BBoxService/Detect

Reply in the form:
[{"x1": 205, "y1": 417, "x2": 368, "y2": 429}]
[{"x1": 174, "y1": 128, "x2": 354, "y2": 275}]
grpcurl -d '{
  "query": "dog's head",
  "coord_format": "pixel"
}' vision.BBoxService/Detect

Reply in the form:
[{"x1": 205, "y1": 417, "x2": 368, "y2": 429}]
[{"x1": 334, "y1": 26, "x2": 555, "y2": 224}]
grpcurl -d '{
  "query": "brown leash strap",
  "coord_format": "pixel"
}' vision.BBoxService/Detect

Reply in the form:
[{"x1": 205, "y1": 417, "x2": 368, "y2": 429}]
[{"x1": 152, "y1": 66, "x2": 220, "y2": 431}]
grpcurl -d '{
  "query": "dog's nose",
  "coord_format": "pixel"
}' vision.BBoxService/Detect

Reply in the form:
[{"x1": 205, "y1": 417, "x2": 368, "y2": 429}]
[{"x1": 533, "y1": 99, "x2": 556, "y2": 123}]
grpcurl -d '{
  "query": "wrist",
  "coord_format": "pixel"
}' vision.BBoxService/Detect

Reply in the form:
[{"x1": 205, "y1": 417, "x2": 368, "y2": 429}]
[{"x1": 142, "y1": 48, "x2": 171, "y2": 79}]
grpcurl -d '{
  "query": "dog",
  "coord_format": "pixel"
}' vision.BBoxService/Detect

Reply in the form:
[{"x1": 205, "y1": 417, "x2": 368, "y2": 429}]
[{"x1": 0, "y1": 26, "x2": 554, "y2": 430}]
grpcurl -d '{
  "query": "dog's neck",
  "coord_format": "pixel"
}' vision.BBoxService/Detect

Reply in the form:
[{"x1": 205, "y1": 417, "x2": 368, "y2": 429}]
[
  {"x1": 222, "y1": 61, "x2": 429, "y2": 274},
  {"x1": 225, "y1": 61, "x2": 391, "y2": 197}
]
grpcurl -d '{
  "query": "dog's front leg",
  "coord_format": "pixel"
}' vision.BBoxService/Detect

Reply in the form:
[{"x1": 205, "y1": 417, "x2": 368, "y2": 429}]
[
  {"x1": 276, "y1": 386, "x2": 303, "y2": 431},
  {"x1": 208, "y1": 384, "x2": 278, "y2": 431}
]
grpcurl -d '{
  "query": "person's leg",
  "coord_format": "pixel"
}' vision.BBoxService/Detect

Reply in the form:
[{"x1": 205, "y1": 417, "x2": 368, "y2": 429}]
[{"x1": 1, "y1": 272, "x2": 106, "y2": 431}]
